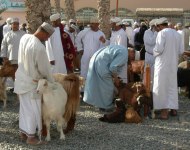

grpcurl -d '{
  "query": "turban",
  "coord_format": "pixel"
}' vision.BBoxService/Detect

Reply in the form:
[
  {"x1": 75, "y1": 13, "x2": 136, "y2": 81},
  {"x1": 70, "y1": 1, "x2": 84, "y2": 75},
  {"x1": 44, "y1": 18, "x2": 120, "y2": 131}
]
[
  {"x1": 110, "y1": 17, "x2": 122, "y2": 26},
  {"x1": 41, "y1": 22, "x2": 55, "y2": 35},
  {"x1": 156, "y1": 17, "x2": 168, "y2": 25},
  {"x1": 149, "y1": 19, "x2": 158, "y2": 26},
  {"x1": 50, "y1": 13, "x2": 60, "y2": 22}
]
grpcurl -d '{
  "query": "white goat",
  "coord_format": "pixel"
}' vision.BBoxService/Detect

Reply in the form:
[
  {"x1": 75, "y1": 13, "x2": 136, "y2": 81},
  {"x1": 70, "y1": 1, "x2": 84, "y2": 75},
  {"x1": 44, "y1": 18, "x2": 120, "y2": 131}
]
[{"x1": 36, "y1": 79, "x2": 67, "y2": 141}]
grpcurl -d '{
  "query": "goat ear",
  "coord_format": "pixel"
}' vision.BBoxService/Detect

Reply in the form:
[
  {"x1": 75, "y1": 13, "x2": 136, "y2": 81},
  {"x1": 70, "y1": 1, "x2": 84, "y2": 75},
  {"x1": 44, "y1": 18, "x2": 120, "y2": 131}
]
[{"x1": 44, "y1": 80, "x2": 48, "y2": 86}]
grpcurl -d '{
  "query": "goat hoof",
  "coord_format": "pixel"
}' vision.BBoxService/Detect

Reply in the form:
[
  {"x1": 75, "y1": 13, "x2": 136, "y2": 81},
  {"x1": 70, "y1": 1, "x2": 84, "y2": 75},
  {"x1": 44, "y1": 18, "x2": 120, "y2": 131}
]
[
  {"x1": 45, "y1": 136, "x2": 51, "y2": 141},
  {"x1": 60, "y1": 135, "x2": 65, "y2": 140}
]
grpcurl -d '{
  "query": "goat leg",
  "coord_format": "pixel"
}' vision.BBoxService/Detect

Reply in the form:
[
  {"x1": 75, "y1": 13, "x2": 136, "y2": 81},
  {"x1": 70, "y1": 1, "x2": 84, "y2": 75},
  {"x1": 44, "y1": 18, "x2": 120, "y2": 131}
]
[
  {"x1": 3, "y1": 98, "x2": 6, "y2": 110},
  {"x1": 64, "y1": 114, "x2": 76, "y2": 134},
  {"x1": 57, "y1": 118, "x2": 65, "y2": 140},
  {"x1": 45, "y1": 119, "x2": 51, "y2": 141},
  {"x1": 144, "y1": 105, "x2": 149, "y2": 118},
  {"x1": 41, "y1": 120, "x2": 47, "y2": 137}
]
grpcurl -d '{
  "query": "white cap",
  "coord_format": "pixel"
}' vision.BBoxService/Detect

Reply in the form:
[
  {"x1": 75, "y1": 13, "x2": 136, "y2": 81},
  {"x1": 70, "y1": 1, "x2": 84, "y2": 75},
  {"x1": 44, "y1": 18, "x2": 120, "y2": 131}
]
[
  {"x1": 69, "y1": 19, "x2": 76, "y2": 23},
  {"x1": 11, "y1": 17, "x2": 19, "y2": 24},
  {"x1": 41, "y1": 22, "x2": 55, "y2": 35},
  {"x1": 6, "y1": 17, "x2": 12, "y2": 24},
  {"x1": 156, "y1": 17, "x2": 168, "y2": 25},
  {"x1": 90, "y1": 17, "x2": 99, "y2": 23},
  {"x1": 133, "y1": 22, "x2": 139, "y2": 26},
  {"x1": 176, "y1": 22, "x2": 182, "y2": 27},
  {"x1": 122, "y1": 20, "x2": 130, "y2": 26},
  {"x1": 149, "y1": 19, "x2": 158, "y2": 26},
  {"x1": 110, "y1": 17, "x2": 122, "y2": 26},
  {"x1": 50, "y1": 13, "x2": 60, "y2": 22}
]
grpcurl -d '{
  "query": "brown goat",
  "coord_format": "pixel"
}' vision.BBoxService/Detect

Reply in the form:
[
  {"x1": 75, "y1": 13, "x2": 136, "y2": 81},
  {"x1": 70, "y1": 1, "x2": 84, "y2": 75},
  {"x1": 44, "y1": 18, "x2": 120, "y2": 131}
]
[
  {"x1": 0, "y1": 77, "x2": 7, "y2": 109},
  {"x1": 0, "y1": 60, "x2": 18, "y2": 80},
  {"x1": 128, "y1": 60, "x2": 144, "y2": 82},
  {"x1": 115, "y1": 81, "x2": 152, "y2": 117}
]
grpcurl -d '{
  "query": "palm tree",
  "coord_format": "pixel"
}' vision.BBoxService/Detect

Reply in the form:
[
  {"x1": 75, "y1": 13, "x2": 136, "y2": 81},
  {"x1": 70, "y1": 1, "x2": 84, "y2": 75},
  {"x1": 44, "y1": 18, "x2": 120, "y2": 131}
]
[
  {"x1": 0, "y1": 8, "x2": 6, "y2": 21},
  {"x1": 25, "y1": 0, "x2": 51, "y2": 33},
  {"x1": 64, "y1": 0, "x2": 76, "y2": 21},
  {"x1": 97, "y1": 0, "x2": 111, "y2": 39},
  {"x1": 54, "y1": 0, "x2": 61, "y2": 13}
]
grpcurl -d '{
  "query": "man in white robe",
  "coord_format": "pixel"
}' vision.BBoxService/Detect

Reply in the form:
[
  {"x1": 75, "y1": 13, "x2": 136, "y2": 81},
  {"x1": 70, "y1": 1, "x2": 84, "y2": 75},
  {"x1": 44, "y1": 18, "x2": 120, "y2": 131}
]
[
  {"x1": 1, "y1": 17, "x2": 25, "y2": 89},
  {"x1": 183, "y1": 23, "x2": 190, "y2": 50},
  {"x1": 176, "y1": 23, "x2": 185, "y2": 51},
  {"x1": 153, "y1": 18, "x2": 184, "y2": 119},
  {"x1": 122, "y1": 20, "x2": 134, "y2": 47},
  {"x1": 45, "y1": 14, "x2": 67, "y2": 74},
  {"x1": 110, "y1": 17, "x2": 128, "y2": 83},
  {"x1": 75, "y1": 17, "x2": 107, "y2": 79},
  {"x1": 143, "y1": 19, "x2": 158, "y2": 89},
  {"x1": 64, "y1": 24, "x2": 78, "y2": 47},
  {"x1": 1, "y1": 17, "x2": 25, "y2": 64},
  {"x1": 14, "y1": 22, "x2": 54, "y2": 145},
  {"x1": 3, "y1": 17, "x2": 12, "y2": 36}
]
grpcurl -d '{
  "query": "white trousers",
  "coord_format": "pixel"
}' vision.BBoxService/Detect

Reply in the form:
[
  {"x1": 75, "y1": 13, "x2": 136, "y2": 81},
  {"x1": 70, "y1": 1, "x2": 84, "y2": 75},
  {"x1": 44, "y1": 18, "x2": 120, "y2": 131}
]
[{"x1": 19, "y1": 92, "x2": 42, "y2": 137}]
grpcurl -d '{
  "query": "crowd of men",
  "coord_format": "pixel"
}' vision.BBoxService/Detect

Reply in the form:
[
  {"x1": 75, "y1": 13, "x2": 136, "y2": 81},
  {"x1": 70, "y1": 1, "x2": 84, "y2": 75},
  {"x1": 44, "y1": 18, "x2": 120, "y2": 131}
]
[{"x1": 0, "y1": 14, "x2": 190, "y2": 145}]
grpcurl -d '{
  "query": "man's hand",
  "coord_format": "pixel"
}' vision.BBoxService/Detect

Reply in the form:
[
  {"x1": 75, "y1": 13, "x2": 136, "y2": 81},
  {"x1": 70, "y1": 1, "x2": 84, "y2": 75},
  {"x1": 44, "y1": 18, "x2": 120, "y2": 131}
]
[
  {"x1": 112, "y1": 73, "x2": 121, "y2": 87},
  {"x1": 99, "y1": 36, "x2": 106, "y2": 43},
  {"x1": 50, "y1": 60, "x2": 55, "y2": 65}
]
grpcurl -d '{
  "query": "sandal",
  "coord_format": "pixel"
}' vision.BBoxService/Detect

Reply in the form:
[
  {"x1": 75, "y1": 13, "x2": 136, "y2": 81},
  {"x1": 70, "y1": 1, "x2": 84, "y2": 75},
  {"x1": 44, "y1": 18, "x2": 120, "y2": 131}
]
[
  {"x1": 156, "y1": 116, "x2": 169, "y2": 120},
  {"x1": 26, "y1": 138, "x2": 47, "y2": 145},
  {"x1": 170, "y1": 109, "x2": 177, "y2": 116},
  {"x1": 20, "y1": 133, "x2": 27, "y2": 142}
]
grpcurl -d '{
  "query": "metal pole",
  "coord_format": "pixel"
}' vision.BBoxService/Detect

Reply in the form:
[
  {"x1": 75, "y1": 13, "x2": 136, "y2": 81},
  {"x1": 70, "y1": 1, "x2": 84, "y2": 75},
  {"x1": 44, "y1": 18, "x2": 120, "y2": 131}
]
[{"x1": 116, "y1": 0, "x2": 119, "y2": 17}]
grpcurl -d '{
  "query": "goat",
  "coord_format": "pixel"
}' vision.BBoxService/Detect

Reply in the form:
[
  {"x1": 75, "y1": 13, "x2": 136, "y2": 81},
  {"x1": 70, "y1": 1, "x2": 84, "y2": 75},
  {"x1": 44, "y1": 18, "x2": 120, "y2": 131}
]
[
  {"x1": 99, "y1": 99, "x2": 126, "y2": 123},
  {"x1": 0, "y1": 60, "x2": 18, "y2": 80},
  {"x1": 128, "y1": 60, "x2": 144, "y2": 82},
  {"x1": 177, "y1": 67, "x2": 190, "y2": 98},
  {"x1": 53, "y1": 73, "x2": 84, "y2": 134},
  {"x1": 0, "y1": 77, "x2": 7, "y2": 109},
  {"x1": 114, "y1": 80, "x2": 152, "y2": 118},
  {"x1": 125, "y1": 107, "x2": 142, "y2": 123},
  {"x1": 36, "y1": 79, "x2": 67, "y2": 141}
]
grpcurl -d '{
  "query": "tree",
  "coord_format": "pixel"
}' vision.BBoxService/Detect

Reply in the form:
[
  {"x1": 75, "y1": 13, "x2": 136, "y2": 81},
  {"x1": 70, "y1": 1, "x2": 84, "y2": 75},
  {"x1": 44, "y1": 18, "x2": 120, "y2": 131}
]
[
  {"x1": 54, "y1": 0, "x2": 61, "y2": 13},
  {"x1": 25, "y1": 0, "x2": 51, "y2": 33},
  {"x1": 97, "y1": 0, "x2": 111, "y2": 39},
  {"x1": 0, "y1": 8, "x2": 6, "y2": 21},
  {"x1": 64, "y1": 0, "x2": 76, "y2": 21}
]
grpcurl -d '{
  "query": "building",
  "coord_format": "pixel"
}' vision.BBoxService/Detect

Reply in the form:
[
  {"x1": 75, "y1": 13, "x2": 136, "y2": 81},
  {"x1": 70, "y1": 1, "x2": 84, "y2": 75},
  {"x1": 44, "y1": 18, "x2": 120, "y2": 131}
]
[
  {"x1": 1, "y1": 0, "x2": 190, "y2": 24},
  {"x1": 136, "y1": 8, "x2": 184, "y2": 23}
]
